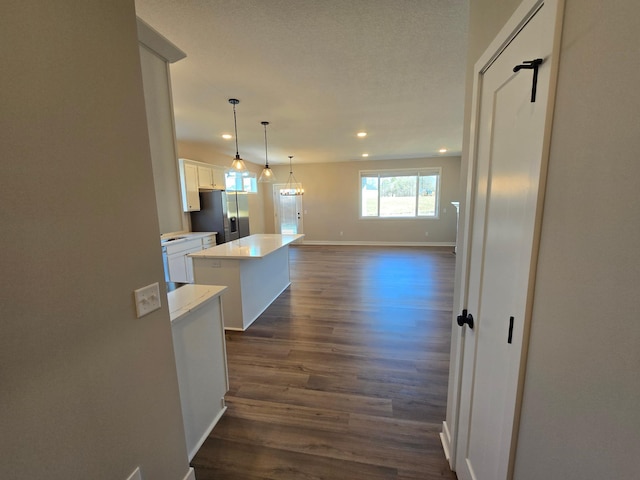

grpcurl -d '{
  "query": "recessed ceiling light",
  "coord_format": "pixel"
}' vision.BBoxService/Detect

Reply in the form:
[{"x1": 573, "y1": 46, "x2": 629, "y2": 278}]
[
  {"x1": 222, "y1": 134, "x2": 232, "y2": 139},
  {"x1": 362, "y1": 153, "x2": 369, "y2": 157},
  {"x1": 357, "y1": 132, "x2": 367, "y2": 138},
  {"x1": 439, "y1": 148, "x2": 448, "y2": 153}
]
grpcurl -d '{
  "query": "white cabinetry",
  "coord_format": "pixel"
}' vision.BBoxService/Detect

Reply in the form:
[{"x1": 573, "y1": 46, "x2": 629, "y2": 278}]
[
  {"x1": 163, "y1": 233, "x2": 217, "y2": 284},
  {"x1": 179, "y1": 159, "x2": 200, "y2": 212},
  {"x1": 201, "y1": 234, "x2": 216, "y2": 249},
  {"x1": 165, "y1": 238, "x2": 202, "y2": 283},
  {"x1": 179, "y1": 158, "x2": 228, "y2": 212},
  {"x1": 191, "y1": 234, "x2": 304, "y2": 330},
  {"x1": 197, "y1": 165, "x2": 214, "y2": 190},
  {"x1": 211, "y1": 166, "x2": 226, "y2": 189},
  {"x1": 168, "y1": 285, "x2": 228, "y2": 461},
  {"x1": 197, "y1": 165, "x2": 226, "y2": 190}
]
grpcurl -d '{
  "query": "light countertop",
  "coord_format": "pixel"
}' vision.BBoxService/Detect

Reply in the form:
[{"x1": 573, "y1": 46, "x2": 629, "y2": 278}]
[
  {"x1": 161, "y1": 231, "x2": 217, "y2": 246},
  {"x1": 189, "y1": 233, "x2": 304, "y2": 260},
  {"x1": 167, "y1": 284, "x2": 227, "y2": 323}
]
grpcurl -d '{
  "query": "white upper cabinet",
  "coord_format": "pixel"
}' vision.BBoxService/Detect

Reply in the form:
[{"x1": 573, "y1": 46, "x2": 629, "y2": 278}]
[
  {"x1": 179, "y1": 158, "x2": 228, "y2": 212},
  {"x1": 197, "y1": 165, "x2": 214, "y2": 190},
  {"x1": 179, "y1": 159, "x2": 200, "y2": 212},
  {"x1": 211, "y1": 166, "x2": 226, "y2": 190}
]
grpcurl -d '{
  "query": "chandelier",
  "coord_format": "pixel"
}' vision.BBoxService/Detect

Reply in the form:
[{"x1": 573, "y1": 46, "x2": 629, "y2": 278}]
[{"x1": 281, "y1": 155, "x2": 304, "y2": 196}]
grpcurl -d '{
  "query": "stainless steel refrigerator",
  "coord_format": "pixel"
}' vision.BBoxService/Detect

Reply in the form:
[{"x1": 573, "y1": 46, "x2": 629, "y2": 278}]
[
  {"x1": 190, "y1": 190, "x2": 249, "y2": 244},
  {"x1": 229, "y1": 192, "x2": 250, "y2": 239}
]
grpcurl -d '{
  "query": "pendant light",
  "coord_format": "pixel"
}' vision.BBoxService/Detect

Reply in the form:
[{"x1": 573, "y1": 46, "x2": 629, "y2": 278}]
[
  {"x1": 258, "y1": 121, "x2": 276, "y2": 183},
  {"x1": 281, "y1": 155, "x2": 304, "y2": 196},
  {"x1": 228, "y1": 98, "x2": 247, "y2": 171}
]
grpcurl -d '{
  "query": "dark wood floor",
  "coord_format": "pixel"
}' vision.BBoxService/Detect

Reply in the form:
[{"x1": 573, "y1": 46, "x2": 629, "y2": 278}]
[{"x1": 191, "y1": 245, "x2": 457, "y2": 479}]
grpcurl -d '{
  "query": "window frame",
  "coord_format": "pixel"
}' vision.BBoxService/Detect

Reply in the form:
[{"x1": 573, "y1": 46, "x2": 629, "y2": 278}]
[
  {"x1": 359, "y1": 167, "x2": 442, "y2": 219},
  {"x1": 225, "y1": 170, "x2": 258, "y2": 193}
]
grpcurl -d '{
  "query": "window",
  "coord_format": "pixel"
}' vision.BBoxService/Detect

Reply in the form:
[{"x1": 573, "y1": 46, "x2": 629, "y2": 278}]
[
  {"x1": 360, "y1": 168, "x2": 441, "y2": 218},
  {"x1": 225, "y1": 171, "x2": 257, "y2": 193}
]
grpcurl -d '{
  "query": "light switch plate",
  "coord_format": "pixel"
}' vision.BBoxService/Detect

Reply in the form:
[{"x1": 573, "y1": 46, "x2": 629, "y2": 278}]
[{"x1": 134, "y1": 282, "x2": 161, "y2": 318}]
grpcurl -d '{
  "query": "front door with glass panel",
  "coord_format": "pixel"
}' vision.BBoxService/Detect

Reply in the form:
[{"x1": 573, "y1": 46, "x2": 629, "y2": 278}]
[{"x1": 273, "y1": 184, "x2": 303, "y2": 234}]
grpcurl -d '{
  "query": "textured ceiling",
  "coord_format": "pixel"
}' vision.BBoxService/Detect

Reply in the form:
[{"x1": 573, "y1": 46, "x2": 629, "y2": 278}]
[{"x1": 134, "y1": 0, "x2": 469, "y2": 165}]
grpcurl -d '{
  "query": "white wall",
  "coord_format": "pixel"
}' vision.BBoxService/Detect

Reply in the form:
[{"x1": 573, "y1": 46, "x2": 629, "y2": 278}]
[
  {"x1": 0, "y1": 1, "x2": 190, "y2": 479},
  {"x1": 265, "y1": 156, "x2": 461, "y2": 244}
]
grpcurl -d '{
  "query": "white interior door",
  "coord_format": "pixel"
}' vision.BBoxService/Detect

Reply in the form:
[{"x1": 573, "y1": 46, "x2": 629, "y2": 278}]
[
  {"x1": 273, "y1": 184, "x2": 304, "y2": 234},
  {"x1": 455, "y1": 2, "x2": 563, "y2": 479}
]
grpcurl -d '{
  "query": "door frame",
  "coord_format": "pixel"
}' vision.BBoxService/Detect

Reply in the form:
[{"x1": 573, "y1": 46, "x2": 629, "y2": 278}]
[
  {"x1": 441, "y1": 0, "x2": 565, "y2": 472},
  {"x1": 272, "y1": 183, "x2": 304, "y2": 234}
]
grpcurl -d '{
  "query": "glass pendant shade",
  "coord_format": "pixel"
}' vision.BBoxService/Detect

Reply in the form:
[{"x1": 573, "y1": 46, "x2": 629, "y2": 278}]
[
  {"x1": 228, "y1": 98, "x2": 247, "y2": 172},
  {"x1": 258, "y1": 166, "x2": 275, "y2": 183},
  {"x1": 258, "y1": 121, "x2": 276, "y2": 183},
  {"x1": 231, "y1": 155, "x2": 246, "y2": 171}
]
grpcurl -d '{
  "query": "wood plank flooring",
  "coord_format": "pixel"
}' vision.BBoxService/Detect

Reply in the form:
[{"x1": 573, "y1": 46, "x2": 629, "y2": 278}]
[{"x1": 191, "y1": 245, "x2": 457, "y2": 479}]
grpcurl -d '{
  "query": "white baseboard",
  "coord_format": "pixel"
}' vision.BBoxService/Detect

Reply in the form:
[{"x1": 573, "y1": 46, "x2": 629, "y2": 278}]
[
  {"x1": 126, "y1": 467, "x2": 142, "y2": 480},
  {"x1": 188, "y1": 406, "x2": 228, "y2": 461},
  {"x1": 440, "y1": 420, "x2": 455, "y2": 469},
  {"x1": 296, "y1": 240, "x2": 456, "y2": 247},
  {"x1": 182, "y1": 467, "x2": 196, "y2": 480}
]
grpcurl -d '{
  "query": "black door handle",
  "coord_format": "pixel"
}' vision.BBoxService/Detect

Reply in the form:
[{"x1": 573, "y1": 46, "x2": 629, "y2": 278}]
[
  {"x1": 513, "y1": 58, "x2": 544, "y2": 102},
  {"x1": 457, "y1": 309, "x2": 474, "y2": 329}
]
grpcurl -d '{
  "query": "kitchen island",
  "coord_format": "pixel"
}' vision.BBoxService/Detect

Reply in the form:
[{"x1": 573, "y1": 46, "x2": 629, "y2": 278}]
[{"x1": 189, "y1": 233, "x2": 304, "y2": 330}]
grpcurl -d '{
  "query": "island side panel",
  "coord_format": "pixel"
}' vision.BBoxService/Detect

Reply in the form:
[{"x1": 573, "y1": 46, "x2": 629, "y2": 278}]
[
  {"x1": 193, "y1": 258, "x2": 244, "y2": 330},
  {"x1": 216, "y1": 296, "x2": 230, "y2": 392},
  {"x1": 239, "y1": 246, "x2": 291, "y2": 329},
  {"x1": 170, "y1": 294, "x2": 228, "y2": 461}
]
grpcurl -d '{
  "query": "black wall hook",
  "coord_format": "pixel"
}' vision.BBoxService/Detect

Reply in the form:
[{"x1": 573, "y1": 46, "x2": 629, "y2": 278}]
[{"x1": 513, "y1": 58, "x2": 544, "y2": 102}]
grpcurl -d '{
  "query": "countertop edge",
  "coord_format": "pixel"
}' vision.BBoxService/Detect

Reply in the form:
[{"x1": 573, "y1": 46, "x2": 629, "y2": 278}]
[
  {"x1": 161, "y1": 231, "x2": 217, "y2": 246},
  {"x1": 167, "y1": 284, "x2": 227, "y2": 323},
  {"x1": 189, "y1": 234, "x2": 305, "y2": 259}
]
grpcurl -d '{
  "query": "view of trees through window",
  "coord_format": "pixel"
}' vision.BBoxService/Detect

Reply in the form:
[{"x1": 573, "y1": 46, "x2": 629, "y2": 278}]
[
  {"x1": 226, "y1": 171, "x2": 257, "y2": 193},
  {"x1": 361, "y1": 169, "x2": 440, "y2": 217}
]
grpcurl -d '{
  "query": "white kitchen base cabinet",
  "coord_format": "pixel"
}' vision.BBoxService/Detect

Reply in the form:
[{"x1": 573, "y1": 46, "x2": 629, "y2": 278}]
[
  {"x1": 168, "y1": 284, "x2": 229, "y2": 461},
  {"x1": 166, "y1": 238, "x2": 202, "y2": 284},
  {"x1": 162, "y1": 233, "x2": 217, "y2": 284}
]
